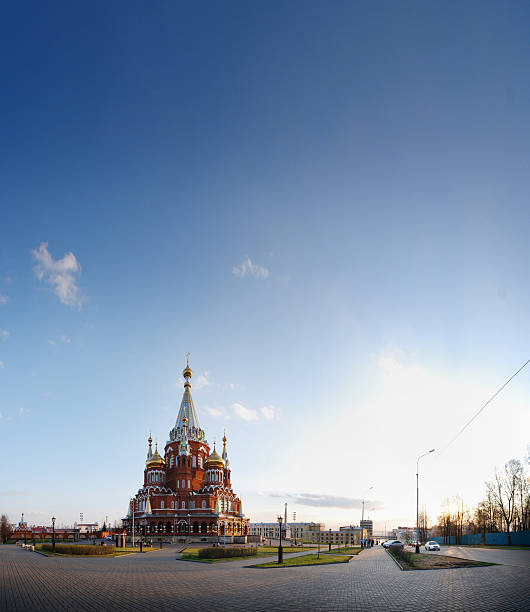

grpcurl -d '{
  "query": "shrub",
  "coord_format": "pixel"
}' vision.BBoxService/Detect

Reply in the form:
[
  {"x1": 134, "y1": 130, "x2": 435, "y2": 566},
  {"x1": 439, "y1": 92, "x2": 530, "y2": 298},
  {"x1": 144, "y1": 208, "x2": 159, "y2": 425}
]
[
  {"x1": 41, "y1": 544, "x2": 116, "y2": 555},
  {"x1": 391, "y1": 548, "x2": 415, "y2": 566},
  {"x1": 198, "y1": 546, "x2": 258, "y2": 559}
]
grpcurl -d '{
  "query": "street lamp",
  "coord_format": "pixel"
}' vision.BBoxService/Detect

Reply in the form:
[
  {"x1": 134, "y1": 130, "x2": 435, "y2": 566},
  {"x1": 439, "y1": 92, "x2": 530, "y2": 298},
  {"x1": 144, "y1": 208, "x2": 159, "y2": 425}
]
[
  {"x1": 277, "y1": 515, "x2": 283, "y2": 564},
  {"x1": 51, "y1": 516, "x2": 56, "y2": 552},
  {"x1": 329, "y1": 527, "x2": 332, "y2": 552},
  {"x1": 131, "y1": 499, "x2": 135, "y2": 549},
  {"x1": 416, "y1": 449, "x2": 435, "y2": 554}
]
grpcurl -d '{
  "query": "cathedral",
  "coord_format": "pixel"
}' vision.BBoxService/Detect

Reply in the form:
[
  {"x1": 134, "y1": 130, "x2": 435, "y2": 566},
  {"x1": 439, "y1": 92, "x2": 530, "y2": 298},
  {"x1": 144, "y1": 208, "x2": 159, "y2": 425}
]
[{"x1": 122, "y1": 359, "x2": 249, "y2": 542}]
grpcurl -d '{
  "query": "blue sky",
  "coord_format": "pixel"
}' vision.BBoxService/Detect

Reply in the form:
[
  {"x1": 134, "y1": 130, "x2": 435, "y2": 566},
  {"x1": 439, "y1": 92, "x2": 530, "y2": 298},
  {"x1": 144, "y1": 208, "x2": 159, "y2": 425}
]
[{"x1": 1, "y1": 1, "x2": 529, "y2": 530}]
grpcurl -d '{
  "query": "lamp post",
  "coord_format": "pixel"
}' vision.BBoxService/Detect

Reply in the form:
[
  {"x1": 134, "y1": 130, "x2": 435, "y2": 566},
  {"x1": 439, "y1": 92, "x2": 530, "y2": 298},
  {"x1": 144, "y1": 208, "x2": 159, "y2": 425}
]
[
  {"x1": 416, "y1": 449, "x2": 435, "y2": 554},
  {"x1": 277, "y1": 515, "x2": 283, "y2": 564},
  {"x1": 131, "y1": 499, "x2": 135, "y2": 549},
  {"x1": 329, "y1": 528, "x2": 332, "y2": 552},
  {"x1": 51, "y1": 516, "x2": 56, "y2": 552}
]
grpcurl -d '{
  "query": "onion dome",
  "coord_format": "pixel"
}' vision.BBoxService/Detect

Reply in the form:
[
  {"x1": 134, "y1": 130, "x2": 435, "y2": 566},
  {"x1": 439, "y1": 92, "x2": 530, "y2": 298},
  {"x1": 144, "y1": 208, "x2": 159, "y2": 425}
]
[
  {"x1": 183, "y1": 354, "x2": 192, "y2": 388},
  {"x1": 146, "y1": 442, "x2": 165, "y2": 468},
  {"x1": 205, "y1": 441, "x2": 225, "y2": 468}
]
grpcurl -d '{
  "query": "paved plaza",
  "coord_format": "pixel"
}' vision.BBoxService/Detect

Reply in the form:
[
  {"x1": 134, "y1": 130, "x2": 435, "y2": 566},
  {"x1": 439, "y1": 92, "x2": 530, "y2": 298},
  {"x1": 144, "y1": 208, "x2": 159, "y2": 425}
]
[{"x1": 1, "y1": 545, "x2": 528, "y2": 611}]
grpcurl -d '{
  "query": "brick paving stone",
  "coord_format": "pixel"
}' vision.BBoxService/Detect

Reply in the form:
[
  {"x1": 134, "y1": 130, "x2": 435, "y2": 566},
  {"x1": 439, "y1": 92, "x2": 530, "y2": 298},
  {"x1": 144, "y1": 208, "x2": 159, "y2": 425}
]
[{"x1": 0, "y1": 545, "x2": 528, "y2": 611}]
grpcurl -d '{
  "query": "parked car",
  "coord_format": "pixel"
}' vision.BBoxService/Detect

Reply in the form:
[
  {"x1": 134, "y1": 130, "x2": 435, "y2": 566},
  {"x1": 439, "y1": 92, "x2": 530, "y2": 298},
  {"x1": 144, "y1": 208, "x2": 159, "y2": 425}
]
[
  {"x1": 425, "y1": 541, "x2": 440, "y2": 551},
  {"x1": 383, "y1": 540, "x2": 404, "y2": 549},
  {"x1": 105, "y1": 535, "x2": 113, "y2": 541}
]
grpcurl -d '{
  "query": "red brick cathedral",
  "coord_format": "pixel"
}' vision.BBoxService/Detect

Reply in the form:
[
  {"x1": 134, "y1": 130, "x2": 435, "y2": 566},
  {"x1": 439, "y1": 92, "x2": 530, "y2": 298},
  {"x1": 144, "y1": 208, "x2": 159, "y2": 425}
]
[{"x1": 123, "y1": 360, "x2": 249, "y2": 541}]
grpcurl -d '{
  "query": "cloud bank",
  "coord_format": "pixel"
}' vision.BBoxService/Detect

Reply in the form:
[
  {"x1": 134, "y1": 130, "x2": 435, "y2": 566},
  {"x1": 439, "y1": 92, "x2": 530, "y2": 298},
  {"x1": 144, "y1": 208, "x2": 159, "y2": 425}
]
[{"x1": 268, "y1": 492, "x2": 385, "y2": 510}]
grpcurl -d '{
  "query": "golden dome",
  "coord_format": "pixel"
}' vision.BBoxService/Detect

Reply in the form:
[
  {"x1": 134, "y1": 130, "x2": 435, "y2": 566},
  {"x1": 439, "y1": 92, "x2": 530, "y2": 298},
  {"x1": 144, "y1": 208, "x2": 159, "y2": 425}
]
[
  {"x1": 183, "y1": 354, "x2": 192, "y2": 381},
  {"x1": 205, "y1": 443, "x2": 225, "y2": 468},
  {"x1": 146, "y1": 443, "x2": 165, "y2": 468}
]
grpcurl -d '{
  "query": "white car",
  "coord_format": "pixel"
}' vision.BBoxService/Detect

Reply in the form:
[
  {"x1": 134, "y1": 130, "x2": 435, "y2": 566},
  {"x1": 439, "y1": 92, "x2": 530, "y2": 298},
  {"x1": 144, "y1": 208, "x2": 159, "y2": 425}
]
[{"x1": 425, "y1": 541, "x2": 440, "y2": 551}]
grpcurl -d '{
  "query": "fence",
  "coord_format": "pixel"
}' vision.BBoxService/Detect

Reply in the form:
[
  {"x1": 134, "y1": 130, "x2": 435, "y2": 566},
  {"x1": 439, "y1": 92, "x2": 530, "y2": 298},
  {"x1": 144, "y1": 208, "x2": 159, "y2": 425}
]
[{"x1": 430, "y1": 530, "x2": 530, "y2": 546}]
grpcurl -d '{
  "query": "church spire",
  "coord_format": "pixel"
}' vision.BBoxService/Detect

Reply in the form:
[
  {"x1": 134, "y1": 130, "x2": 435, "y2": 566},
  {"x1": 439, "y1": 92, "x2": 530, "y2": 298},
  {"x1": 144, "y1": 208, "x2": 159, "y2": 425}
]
[
  {"x1": 222, "y1": 429, "x2": 229, "y2": 467},
  {"x1": 146, "y1": 434, "x2": 153, "y2": 462},
  {"x1": 170, "y1": 355, "x2": 206, "y2": 444}
]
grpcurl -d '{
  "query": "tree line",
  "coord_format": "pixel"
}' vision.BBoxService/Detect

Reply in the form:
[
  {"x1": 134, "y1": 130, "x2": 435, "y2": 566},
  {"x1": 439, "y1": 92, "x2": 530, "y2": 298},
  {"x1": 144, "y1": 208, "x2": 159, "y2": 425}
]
[{"x1": 434, "y1": 449, "x2": 529, "y2": 546}]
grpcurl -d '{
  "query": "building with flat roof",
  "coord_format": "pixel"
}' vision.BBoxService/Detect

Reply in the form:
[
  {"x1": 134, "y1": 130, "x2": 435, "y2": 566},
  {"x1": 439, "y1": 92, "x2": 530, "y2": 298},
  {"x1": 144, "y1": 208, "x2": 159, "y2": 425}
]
[
  {"x1": 249, "y1": 522, "x2": 323, "y2": 541},
  {"x1": 360, "y1": 519, "x2": 373, "y2": 537}
]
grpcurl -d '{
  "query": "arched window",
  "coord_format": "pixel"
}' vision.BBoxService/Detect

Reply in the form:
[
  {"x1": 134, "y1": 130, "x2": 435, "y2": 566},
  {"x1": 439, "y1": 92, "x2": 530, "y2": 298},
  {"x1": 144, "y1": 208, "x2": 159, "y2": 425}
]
[
  {"x1": 192, "y1": 455, "x2": 197, "y2": 468},
  {"x1": 161, "y1": 501, "x2": 164, "y2": 509},
  {"x1": 182, "y1": 480, "x2": 185, "y2": 488},
  {"x1": 202, "y1": 500, "x2": 206, "y2": 509},
  {"x1": 182, "y1": 501, "x2": 185, "y2": 509},
  {"x1": 188, "y1": 480, "x2": 191, "y2": 488},
  {"x1": 171, "y1": 501, "x2": 174, "y2": 509},
  {"x1": 170, "y1": 456, "x2": 174, "y2": 468}
]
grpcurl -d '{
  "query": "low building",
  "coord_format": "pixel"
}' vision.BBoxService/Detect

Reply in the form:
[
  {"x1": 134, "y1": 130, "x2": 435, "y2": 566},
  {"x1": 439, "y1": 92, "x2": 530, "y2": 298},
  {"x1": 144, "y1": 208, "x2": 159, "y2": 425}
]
[
  {"x1": 74, "y1": 522, "x2": 99, "y2": 534},
  {"x1": 249, "y1": 522, "x2": 324, "y2": 541},
  {"x1": 316, "y1": 525, "x2": 366, "y2": 546}
]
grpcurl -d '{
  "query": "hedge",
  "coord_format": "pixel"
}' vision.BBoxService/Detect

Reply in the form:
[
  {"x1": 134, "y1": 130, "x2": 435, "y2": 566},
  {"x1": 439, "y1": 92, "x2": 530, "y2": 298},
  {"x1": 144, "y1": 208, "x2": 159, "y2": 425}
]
[
  {"x1": 41, "y1": 544, "x2": 116, "y2": 555},
  {"x1": 198, "y1": 547, "x2": 258, "y2": 559}
]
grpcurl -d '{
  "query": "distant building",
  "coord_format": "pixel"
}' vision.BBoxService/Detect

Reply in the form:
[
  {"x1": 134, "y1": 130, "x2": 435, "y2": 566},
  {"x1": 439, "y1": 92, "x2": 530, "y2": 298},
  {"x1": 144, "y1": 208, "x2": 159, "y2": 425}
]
[
  {"x1": 318, "y1": 525, "x2": 366, "y2": 546},
  {"x1": 360, "y1": 519, "x2": 373, "y2": 537},
  {"x1": 73, "y1": 522, "x2": 99, "y2": 534},
  {"x1": 249, "y1": 522, "x2": 326, "y2": 541}
]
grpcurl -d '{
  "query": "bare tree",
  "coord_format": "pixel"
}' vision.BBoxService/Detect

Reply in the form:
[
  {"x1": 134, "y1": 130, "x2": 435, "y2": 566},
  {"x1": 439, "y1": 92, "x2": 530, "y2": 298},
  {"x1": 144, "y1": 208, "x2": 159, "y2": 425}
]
[
  {"x1": 1, "y1": 515, "x2": 13, "y2": 544},
  {"x1": 486, "y1": 459, "x2": 523, "y2": 545}
]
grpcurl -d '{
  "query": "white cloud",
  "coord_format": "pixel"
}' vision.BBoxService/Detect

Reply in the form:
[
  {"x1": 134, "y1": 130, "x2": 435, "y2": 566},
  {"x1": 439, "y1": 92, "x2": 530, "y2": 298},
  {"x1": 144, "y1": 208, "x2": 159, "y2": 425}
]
[
  {"x1": 0, "y1": 329, "x2": 9, "y2": 339},
  {"x1": 0, "y1": 293, "x2": 7, "y2": 304},
  {"x1": 233, "y1": 402, "x2": 259, "y2": 422},
  {"x1": 32, "y1": 242, "x2": 83, "y2": 308},
  {"x1": 48, "y1": 335, "x2": 71, "y2": 346},
  {"x1": 0, "y1": 361, "x2": 4, "y2": 368},
  {"x1": 261, "y1": 405, "x2": 276, "y2": 420},
  {"x1": 232, "y1": 256, "x2": 269, "y2": 280},
  {"x1": 194, "y1": 371, "x2": 210, "y2": 390},
  {"x1": 207, "y1": 408, "x2": 223, "y2": 417}
]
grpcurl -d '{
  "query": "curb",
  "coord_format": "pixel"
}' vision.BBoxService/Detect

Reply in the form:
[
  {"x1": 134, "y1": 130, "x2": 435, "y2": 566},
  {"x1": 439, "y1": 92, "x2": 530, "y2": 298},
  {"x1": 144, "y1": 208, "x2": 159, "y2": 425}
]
[
  {"x1": 385, "y1": 549, "x2": 405, "y2": 571},
  {"x1": 248, "y1": 556, "x2": 355, "y2": 569}
]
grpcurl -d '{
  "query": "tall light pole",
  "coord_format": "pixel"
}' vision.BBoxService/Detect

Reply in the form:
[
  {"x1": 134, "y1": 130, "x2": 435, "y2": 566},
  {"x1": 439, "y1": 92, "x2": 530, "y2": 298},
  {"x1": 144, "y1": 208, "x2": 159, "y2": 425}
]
[
  {"x1": 131, "y1": 499, "x2": 135, "y2": 549},
  {"x1": 361, "y1": 486, "x2": 373, "y2": 545},
  {"x1": 277, "y1": 515, "x2": 283, "y2": 564},
  {"x1": 51, "y1": 516, "x2": 56, "y2": 552},
  {"x1": 416, "y1": 449, "x2": 435, "y2": 553}
]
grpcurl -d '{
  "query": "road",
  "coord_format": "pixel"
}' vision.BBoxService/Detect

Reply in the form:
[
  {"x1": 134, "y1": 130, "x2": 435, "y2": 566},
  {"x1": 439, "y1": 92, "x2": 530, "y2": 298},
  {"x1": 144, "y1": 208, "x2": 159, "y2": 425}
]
[
  {"x1": 428, "y1": 545, "x2": 530, "y2": 569},
  {"x1": 1, "y1": 544, "x2": 528, "y2": 611}
]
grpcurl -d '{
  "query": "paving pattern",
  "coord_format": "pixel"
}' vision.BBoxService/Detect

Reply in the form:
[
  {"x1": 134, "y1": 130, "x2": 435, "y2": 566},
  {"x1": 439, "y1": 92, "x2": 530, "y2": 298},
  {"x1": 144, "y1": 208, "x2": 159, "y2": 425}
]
[{"x1": 1, "y1": 544, "x2": 528, "y2": 611}]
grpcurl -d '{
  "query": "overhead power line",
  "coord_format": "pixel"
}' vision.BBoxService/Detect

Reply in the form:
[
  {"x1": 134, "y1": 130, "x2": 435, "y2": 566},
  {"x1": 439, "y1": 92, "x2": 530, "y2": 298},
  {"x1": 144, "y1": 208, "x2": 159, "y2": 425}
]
[{"x1": 438, "y1": 358, "x2": 530, "y2": 455}]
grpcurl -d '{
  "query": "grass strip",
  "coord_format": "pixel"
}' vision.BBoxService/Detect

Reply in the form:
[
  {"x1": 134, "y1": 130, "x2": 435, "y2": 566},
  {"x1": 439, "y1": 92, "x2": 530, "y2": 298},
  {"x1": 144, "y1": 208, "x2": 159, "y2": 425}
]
[{"x1": 252, "y1": 553, "x2": 352, "y2": 568}]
